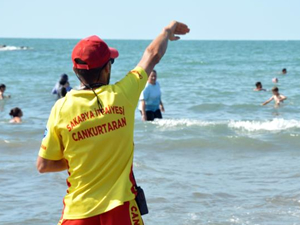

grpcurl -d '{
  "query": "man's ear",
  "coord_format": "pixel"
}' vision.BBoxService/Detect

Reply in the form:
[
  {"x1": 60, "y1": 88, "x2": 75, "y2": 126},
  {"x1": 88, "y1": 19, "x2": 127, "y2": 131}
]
[
  {"x1": 73, "y1": 67, "x2": 78, "y2": 75},
  {"x1": 104, "y1": 62, "x2": 111, "y2": 73}
]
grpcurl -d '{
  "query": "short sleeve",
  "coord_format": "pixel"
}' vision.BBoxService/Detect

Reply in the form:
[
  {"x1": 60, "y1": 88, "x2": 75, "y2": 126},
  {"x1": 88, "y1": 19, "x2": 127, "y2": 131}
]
[
  {"x1": 115, "y1": 67, "x2": 148, "y2": 106},
  {"x1": 38, "y1": 103, "x2": 64, "y2": 160},
  {"x1": 139, "y1": 86, "x2": 149, "y2": 101},
  {"x1": 157, "y1": 82, "x2": 162, "y2": 101}
]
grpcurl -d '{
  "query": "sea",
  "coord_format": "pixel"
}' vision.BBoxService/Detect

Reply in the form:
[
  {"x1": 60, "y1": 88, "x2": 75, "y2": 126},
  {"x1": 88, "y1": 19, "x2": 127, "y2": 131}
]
[{"x1": 0, "y1": 38, "x2": 300, "y2": 225}]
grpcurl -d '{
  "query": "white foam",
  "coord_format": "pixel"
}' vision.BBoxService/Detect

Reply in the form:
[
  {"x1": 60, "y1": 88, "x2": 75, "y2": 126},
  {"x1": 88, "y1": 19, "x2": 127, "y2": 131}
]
[
  {"x1": 152, "y1": 118, "x2": 300, "y2": 132},
  {"x1": 0, "y1": 46, "x2": 29, "y2": 51},
  {"x1": 229, "y1": 118, "x2": 300, "y2": 131},
  {"x1": 152, "y1": 118, "x2": 219, "y2": 128}
]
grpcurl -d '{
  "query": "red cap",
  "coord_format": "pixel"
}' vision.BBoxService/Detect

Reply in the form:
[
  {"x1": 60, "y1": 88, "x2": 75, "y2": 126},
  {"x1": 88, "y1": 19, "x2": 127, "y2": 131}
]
[{"x1": 72, "y1": 35, "x2": 119, "y2": 70}]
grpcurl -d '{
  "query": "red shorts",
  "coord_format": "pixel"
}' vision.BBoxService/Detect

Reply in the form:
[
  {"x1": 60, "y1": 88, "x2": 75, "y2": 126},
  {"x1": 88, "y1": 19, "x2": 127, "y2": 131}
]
[{"x1": 58, "y1": 200, "x2": 144, "y2": 225}]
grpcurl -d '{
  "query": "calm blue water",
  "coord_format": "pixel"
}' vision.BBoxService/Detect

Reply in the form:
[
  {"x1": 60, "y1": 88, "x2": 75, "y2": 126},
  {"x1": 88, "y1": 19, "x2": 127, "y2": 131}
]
[{"x1": 1, "y1": 38, "x2": 300, "y2": 225}]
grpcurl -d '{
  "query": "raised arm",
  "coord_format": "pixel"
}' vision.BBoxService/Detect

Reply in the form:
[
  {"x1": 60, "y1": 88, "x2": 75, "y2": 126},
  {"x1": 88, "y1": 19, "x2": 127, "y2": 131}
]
[
  {"x1": 138, "y1": 21, "x2": 190, "y2": 76},
  {"x1": 262, "y1": 97, "x2": 274, "y2": 106}
]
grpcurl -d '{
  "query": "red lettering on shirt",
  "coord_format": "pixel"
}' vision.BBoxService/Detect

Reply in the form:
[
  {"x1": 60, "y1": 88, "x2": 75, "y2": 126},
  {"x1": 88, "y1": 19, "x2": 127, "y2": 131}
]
[
  {"x1": 72, "y1": 133, "x2": 78, "y2": 141},
  {"x1": 77, "y1": 115, "x2": 83, "y2": 123},
  {"x1": 73, "y1": 118, "x2": 79, "y2": 126},
  {"x1": 107, "y1": 122, "x2": 114, "y2": 132},
  {"x1": 70, "y1": 117, "x2": 127, "y2": 141},
  {"x1": 112, "y1": 121, "x2": 118, "y2": 130},
  {"x1": 131, "y1": 206, "x2": 140, "y2": 225},
  {"x1": 90, "y1": 111, "x2": 95, "y2": 118},
  {"x1": 67, "y1": 124, "x2": 72, "y2": 132}
]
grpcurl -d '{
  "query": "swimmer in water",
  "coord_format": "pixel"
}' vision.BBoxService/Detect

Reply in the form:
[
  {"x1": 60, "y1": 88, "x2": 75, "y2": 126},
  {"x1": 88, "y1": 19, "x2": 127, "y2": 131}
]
[
  {"x1": 272, "y1": 77, "x2": 278, "y2": 83},
  {"x1": 262, "y1": 86, "x2": 287, "y2": 106},
  {"x1": 0, "y1": 84, "x2": 11, "y2": 99},
  {"x1": 282, "y1": 68, "x2": 287, "y2": 75},
  {"x1": 9, "y1": 107, "x2": 23, "y2": 123},
  {"x1": 254, "y1": 82, "x2": 266, "y2": 91}
]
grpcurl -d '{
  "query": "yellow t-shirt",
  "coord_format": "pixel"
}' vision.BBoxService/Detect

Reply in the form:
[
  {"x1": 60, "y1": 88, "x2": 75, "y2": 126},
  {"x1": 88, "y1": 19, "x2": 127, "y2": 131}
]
[{"x1": 39, "y1": 67, "x2": 148, "y2": 219}]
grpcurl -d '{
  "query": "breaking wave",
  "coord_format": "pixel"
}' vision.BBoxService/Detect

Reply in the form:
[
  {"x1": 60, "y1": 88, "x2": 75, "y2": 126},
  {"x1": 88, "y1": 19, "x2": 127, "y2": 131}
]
[
  {"x1": 152, "y1": 118, "x2": 300, "y2": 132},
  {"x1": 0, "y1": 45, "x2": 30, "y2": 51}
]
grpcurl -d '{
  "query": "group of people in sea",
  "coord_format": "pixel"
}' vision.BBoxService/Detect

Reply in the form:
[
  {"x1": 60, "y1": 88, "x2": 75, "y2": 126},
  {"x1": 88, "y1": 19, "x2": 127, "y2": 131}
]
[
  {"x1": 1, "y1": 68, "x2": 164, "y2": 124},
  {"x1": 53, "y1": 70, "x2": 164, "y2": 122},
  {"x1": 1, "y1": 62, "x2": 288, "y2": 125},
  {"x1": 0, "y1": 73, "x2": 73, "y2": 124},
  {"x1": 0, "y1": 84, "x2": 23, "y2": 123},
  {"x1": 254, "y1": 68, "x2": 288, "y2": 106}
]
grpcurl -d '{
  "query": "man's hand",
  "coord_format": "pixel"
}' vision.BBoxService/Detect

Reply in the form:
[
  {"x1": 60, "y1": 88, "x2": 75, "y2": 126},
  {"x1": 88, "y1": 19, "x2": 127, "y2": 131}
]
[
  {"x1": 165, "y1": 21, "x2": 190, "y2": 41},
  {"x1": 138, "y1": 21, "x2": 190, "y2": 76}
]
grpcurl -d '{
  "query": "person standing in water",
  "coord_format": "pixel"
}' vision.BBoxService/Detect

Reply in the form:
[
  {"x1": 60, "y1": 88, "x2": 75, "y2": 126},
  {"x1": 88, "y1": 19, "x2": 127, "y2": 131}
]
[
  {"x1": 0, "y1": 84, "x2": 11, "y2": 99},
  {"x1": 52, "y1": 74, "x2": 72, "y2": 97},
  {"x1": 262, "y1": 86, "x2": 287, "y2": 106},
  {"x1": 139, "y1": 70, "x2": 165, "y2": 121},
  {"x1": 36, "y1": 21, "x2": 189, "y2": 225}
]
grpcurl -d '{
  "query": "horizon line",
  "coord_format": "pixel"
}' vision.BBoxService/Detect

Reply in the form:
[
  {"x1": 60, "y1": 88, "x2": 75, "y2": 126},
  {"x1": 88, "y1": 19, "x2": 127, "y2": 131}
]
[{"x1": 0, "y1": 37, "x2": 300, "y2": 41}]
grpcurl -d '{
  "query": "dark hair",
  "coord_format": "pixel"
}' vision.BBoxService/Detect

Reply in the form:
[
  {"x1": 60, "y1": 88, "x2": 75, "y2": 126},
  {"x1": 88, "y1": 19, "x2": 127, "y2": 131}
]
[
  {"x1": 255, "y1": 82, "x2": 262, "y2": 87},
  {"x1": 9, "y1": 107, "x2": 22, "y2": 117},
  {"x1": 60, "y1": 87, "x2": 67, "y2": 97},
  {"x1": 61, "y1": 73, "x2": 68, "y2": 80},
  {"x1": 272, "y1": 86, "x2": 279, "y2": 92},
  {"x1": 59, "y1": 77, "x2": 68, "y2": 86},
  {"x1": 282, "y1": 68, "x2": 287, "y2": 72},
  {"x1": 0, "y1": 84, "x2": 6, "y2": 89},
  {"x1": 73, "y1": 58, "x2": 103, "y2": 85}
]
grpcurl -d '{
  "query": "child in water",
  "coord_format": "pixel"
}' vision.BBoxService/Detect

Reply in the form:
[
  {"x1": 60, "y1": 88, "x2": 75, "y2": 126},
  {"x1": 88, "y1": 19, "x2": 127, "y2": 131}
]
[
  {"x1": 0, "y1": 84, "x2": 11, "y2": 99},
  {"x1": 9, "y1": 107, "x2": 23, "y2": 123},
  {"x1": 262, "y1": 87, "x2": 287, "y2": 106},
  {"x1": 254, "y1": 82, "x2": 266, "y2": 91}
]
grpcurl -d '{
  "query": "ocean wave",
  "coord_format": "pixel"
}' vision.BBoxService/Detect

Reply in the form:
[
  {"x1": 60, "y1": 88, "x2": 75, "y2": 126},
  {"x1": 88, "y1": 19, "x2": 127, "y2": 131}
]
[
  {"x1": 152, "y1": 118, "x2": 300, "y2": 132},
  {"x1": 152, "y1": 118, "x2": 220, "y2": 128},
  {"x1": 0, "y1": 45, "x2": 30, "y2": 51},
  {"x1": 229, "y1": 118, "x2": 300, "y2": 131}
]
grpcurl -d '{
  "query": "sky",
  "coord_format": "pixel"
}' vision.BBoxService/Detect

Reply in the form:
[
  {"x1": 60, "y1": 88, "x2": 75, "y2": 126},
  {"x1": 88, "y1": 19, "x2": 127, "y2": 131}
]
[{"x1": 0, "y1": 0, "x2": 300, "y2": 40}]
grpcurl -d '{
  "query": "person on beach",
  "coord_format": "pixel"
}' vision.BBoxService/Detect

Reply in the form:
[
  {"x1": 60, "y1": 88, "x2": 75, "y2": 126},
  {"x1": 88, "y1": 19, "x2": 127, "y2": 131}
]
[
  {"x1": 36, "y1": 21, "x2": 190, "y2": 225},
  {"x1": 52, "y1": 74, "x2": 72, "y2": 97},
  {"x1": 262, "y1": 86, "x2": 287, "y2": 106},
  {"x1": 0, "y1": 84, "x2": 11, "y2": 99},
  {"x1": 9, "y1": 107, "x2": 23, "y2": 123},
  {"x1": 138, "y1": 70, "x2": 165, "y2": 121},
  {"x1": 254, "y1": 82, "x2": 266, "y2": 91},
  {"x1": 282, "y1": 68, "x2": 287, "y2": 75}
]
